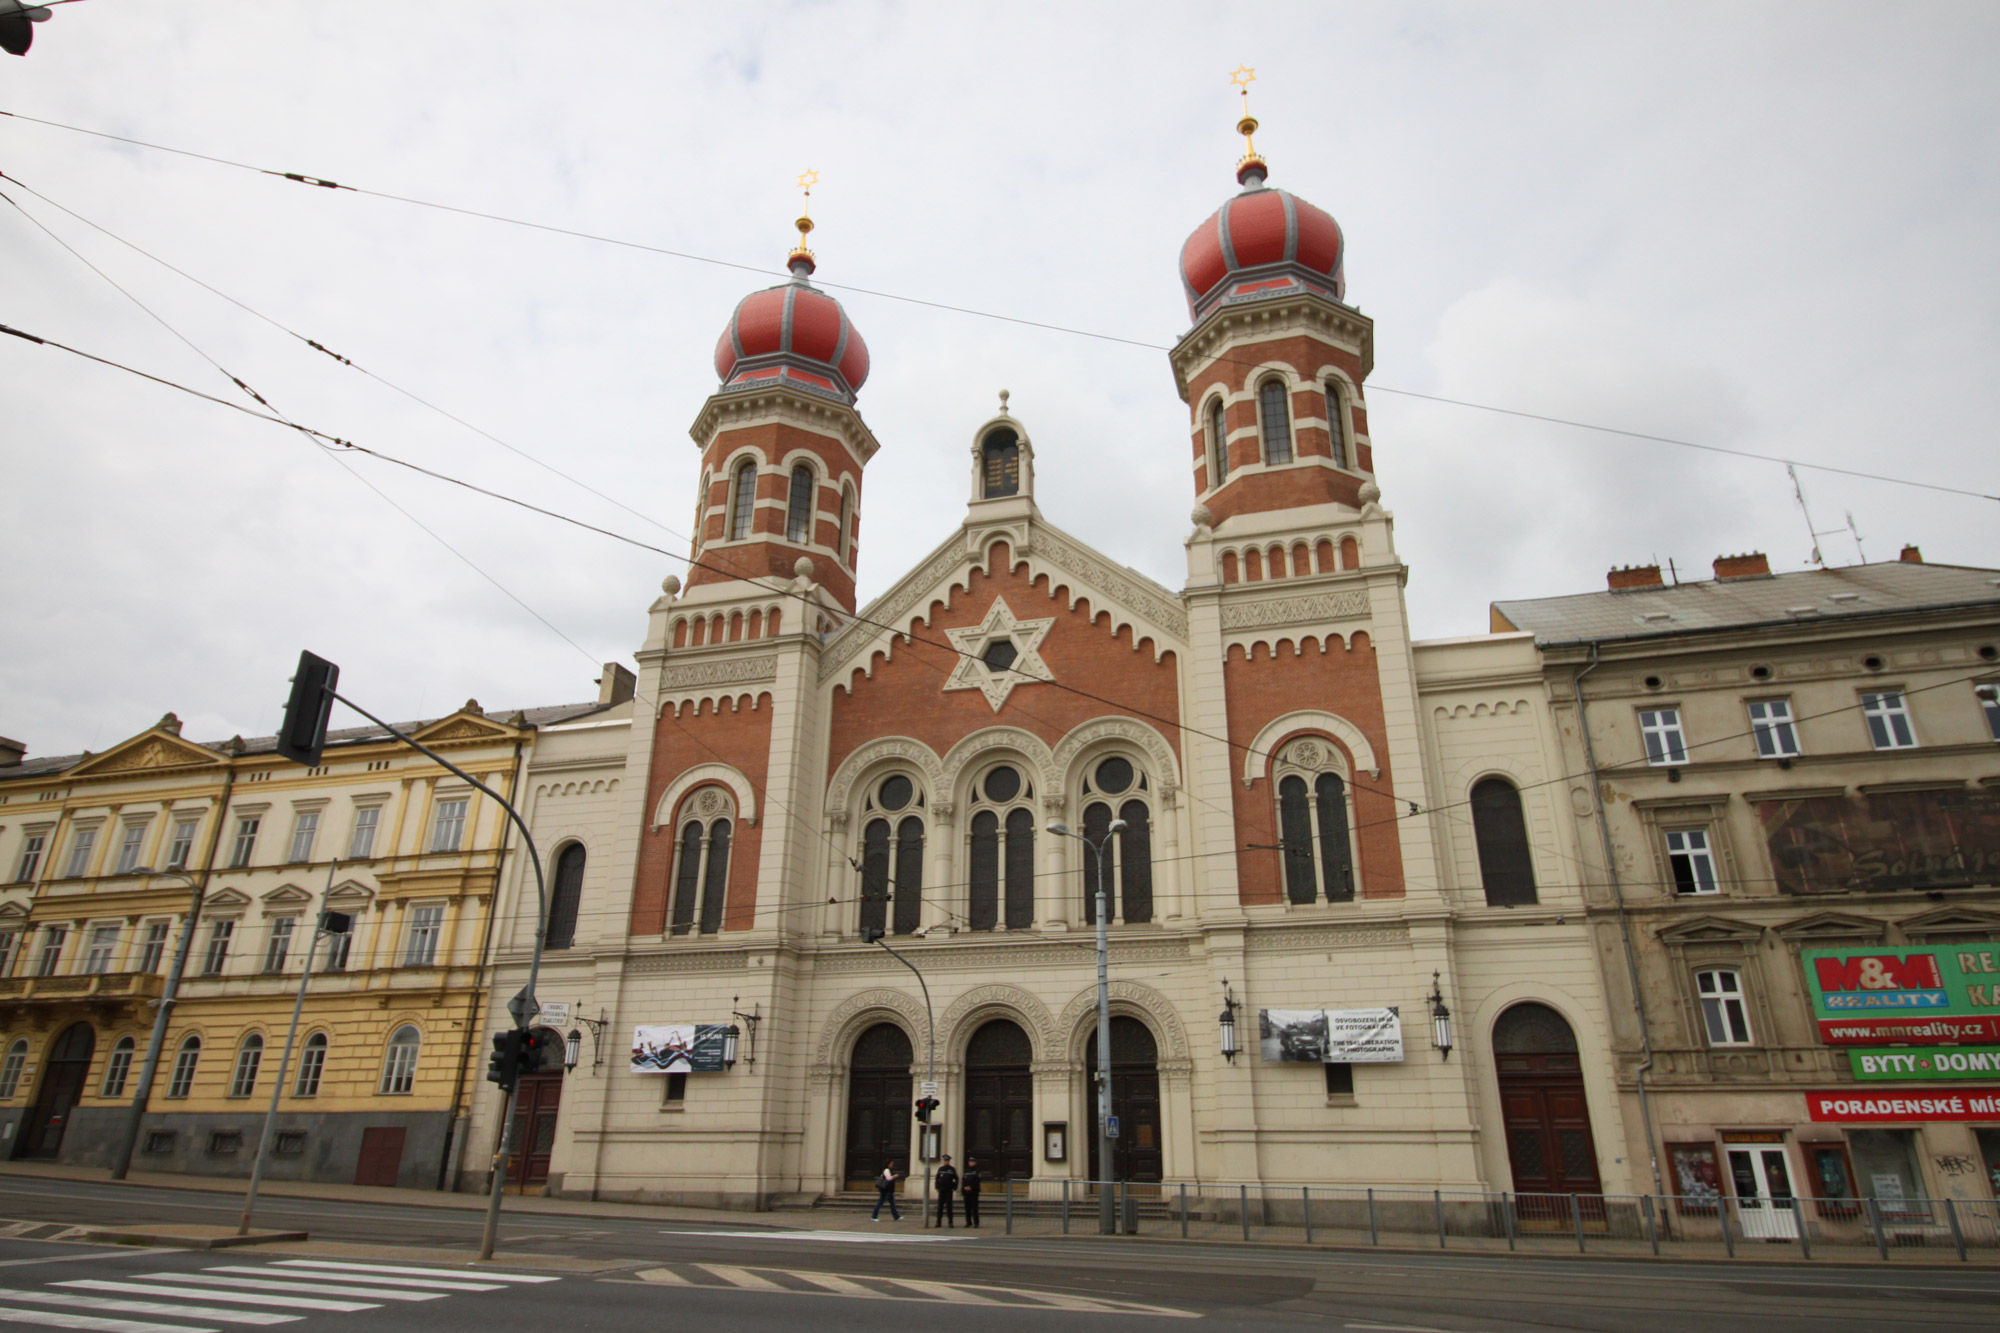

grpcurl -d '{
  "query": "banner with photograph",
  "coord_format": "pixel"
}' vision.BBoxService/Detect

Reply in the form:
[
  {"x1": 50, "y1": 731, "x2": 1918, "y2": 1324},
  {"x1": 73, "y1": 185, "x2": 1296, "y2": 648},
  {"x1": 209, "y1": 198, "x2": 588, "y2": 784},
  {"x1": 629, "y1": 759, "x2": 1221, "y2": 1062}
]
[
  {"x1": 1259, "y1": 1008, "x2": 1403, "y2": 1064},
  {"x1": 630, "y1": 1023, "x2": 729, "y2": 1074}
]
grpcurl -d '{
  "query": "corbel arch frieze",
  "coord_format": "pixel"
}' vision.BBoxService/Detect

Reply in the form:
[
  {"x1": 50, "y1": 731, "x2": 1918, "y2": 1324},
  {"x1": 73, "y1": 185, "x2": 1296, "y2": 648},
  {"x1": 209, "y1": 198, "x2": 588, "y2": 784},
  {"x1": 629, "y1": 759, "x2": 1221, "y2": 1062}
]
[
  {"x1": 1051, "y1": 716, "x2": 1181, "y2": 791},
  {"x1": 652, "y1": 762, "x2": 758, "y2": 831},
  {"x1": 814, "y1": 986, "x2": 933, "y2": 1068},
  {"x1": 939, "y1": 983, "x2": 1057, "y2": 1058},
  {"x1": 1241, "y1": 709, "x2": 1380, "y2": 787},
  {"x1": 824, "y1": 737, "x2": 947, "y2": 815},
  {"x1": 940, "y1": 728, "x2": 1056, "y2": 798},
  {"x1": 1056, "y1": 980, "x2": 1189, "y2": 1063}
]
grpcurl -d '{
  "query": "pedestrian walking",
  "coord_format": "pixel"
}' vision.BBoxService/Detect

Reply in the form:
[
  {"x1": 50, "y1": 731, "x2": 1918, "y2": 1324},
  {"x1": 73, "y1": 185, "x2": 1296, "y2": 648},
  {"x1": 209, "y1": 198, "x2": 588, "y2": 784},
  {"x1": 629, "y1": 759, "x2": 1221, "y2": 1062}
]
[
  {"x1": 961, "y1": 1158, "x2": 983, "y2": 1228},
  {"x1": 870, "y1": 1160, "x2": 904, "y2": 1221},
  {"x1": 933, "y1": 1154, "x2": 959, "y2": 1228}
]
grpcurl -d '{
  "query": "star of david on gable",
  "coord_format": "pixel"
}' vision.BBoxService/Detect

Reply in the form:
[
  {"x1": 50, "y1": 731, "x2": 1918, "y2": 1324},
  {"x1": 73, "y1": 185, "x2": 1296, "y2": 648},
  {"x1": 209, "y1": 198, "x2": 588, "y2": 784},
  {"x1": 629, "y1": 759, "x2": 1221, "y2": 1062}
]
[{"x1": 942, "y1": 597, "x2": 1056, "y2": 712}]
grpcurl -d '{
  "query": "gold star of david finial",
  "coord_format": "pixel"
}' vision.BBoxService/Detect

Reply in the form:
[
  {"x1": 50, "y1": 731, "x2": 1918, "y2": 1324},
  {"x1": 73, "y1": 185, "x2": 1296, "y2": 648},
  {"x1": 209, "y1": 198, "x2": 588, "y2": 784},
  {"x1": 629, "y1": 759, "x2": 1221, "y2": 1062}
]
[
  {"x1": 791, "y1": 169, "x2": 818, "y2": 266},
  {"x1": 1229, "y1": 66, "x2": 1256, "y2": 88},
  {"x1": 797, "y1": 169, "x2": 820, "y2": 191},
  {"x1": 1229, "y1": 67, "x2": 1266, "y2": 181}
]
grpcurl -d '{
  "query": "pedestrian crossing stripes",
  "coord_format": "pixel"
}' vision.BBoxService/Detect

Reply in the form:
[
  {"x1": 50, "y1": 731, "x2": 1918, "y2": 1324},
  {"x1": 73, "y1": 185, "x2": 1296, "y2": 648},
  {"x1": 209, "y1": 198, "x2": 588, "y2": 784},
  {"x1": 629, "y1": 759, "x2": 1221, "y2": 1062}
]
[
  {"x1": 0, "y1": 1258, "x2": 560, "y2": 1333},
  {"x1": 632, "y1": 1263, "x2": 1197, "y2": 1318}
]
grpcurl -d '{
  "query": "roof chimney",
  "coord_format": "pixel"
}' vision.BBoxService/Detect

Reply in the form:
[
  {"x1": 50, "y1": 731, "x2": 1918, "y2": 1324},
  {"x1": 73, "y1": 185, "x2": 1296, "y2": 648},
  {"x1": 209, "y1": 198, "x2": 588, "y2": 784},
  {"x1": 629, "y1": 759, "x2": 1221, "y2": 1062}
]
[
  {"x1": 1900, "y1": 544, "x2": 1923, "y2": 563},
  {"x1": 1607, "y1": 564, "x2": 1665, "y2": 591},
  {"x1": 0, "y1": 737, "x2": 24, "y2": 767},
  {"x1": 1713, "y1": 552, "x2": 1771, "y2": 580},
  {"x1": 597, "y1": 662, "x2": 636, "y2": 706}
]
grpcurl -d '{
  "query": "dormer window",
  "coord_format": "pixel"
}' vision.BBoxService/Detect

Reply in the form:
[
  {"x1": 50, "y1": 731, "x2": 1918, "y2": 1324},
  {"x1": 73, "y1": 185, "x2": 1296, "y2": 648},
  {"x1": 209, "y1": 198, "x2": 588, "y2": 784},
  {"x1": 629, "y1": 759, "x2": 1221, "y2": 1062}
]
[
  {"x1": 981, "y1": 428, "x2": 1021, "y2": 498},
  {"x1": 981, "y1": 638, "x2": 1018, "y2": 673},
  {"x1": 1258, "y1": 379, "x2": 1293, "y2": 465}
]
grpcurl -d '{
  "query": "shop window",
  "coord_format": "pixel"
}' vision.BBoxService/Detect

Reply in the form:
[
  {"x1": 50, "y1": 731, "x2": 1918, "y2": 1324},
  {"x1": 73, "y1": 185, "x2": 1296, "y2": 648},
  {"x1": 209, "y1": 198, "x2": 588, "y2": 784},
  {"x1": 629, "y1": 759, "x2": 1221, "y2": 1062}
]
[
  {"x1": 1666, "y1": 1141, "x2": 1722, "y2": 1215},
  {"x1": 1804, "y1": 1142, "x2": 1861, "y2": 1215},
  {"x1": 1848, "y1": 1128, "x2": 1929, "y2": 1220}
]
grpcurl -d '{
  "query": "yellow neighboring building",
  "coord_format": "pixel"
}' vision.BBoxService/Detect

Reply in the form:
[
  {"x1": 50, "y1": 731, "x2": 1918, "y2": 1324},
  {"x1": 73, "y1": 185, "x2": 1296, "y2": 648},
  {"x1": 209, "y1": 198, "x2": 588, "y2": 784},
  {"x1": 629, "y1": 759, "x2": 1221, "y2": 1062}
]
[{"x1": 0, "y1": 693, "x2": 611, "y2": 1187}]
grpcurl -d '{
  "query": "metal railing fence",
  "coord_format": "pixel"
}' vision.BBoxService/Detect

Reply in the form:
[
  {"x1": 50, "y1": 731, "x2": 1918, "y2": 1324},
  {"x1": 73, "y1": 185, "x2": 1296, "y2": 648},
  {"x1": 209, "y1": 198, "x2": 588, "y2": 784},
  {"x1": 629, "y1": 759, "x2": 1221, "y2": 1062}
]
[{"x1": 987, "y1": 1177, "x2": 2000, "y2": 1262}]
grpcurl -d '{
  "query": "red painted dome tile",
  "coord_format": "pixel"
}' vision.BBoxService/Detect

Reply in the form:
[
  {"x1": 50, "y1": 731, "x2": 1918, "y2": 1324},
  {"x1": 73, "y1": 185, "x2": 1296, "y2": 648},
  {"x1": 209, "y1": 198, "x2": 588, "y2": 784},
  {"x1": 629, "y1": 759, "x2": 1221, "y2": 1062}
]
[
  {"x1": 838, "y1": 333, "x2": 870, "y2": 391},
  {"x1": 714, "y1": 263, "x2": 870, "y2": 400},
  {"x1": 1292, "y1": 197, "x2": 1341, "y2": 271},
  {"x1": 1179, "y1": 183, "x2": 1345, "y2": 318},
  {"x1": 1228, "y1": 190, "x2": 1289, "y2": 267},
  {"x1": 790, "y1": 289, "x2": 843, "y2": 362},
  {"x1": 1181, "y1": 216, "x2": 1227, "y2": 300}
]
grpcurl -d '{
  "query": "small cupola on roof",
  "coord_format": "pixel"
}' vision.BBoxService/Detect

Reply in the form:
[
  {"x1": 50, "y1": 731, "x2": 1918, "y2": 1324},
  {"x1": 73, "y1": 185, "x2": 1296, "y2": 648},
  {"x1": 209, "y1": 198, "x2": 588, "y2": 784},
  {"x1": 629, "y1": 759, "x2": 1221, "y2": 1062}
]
[
  {"x1": 1178, "y1": 68, "x2": 1345, "y2": 322},
  {"x1": 968, "y1": 389, "x2": 1036, "y2": 505},
  {"x1": 713, "y1": 172, "x2": 871, "y2": 404}
]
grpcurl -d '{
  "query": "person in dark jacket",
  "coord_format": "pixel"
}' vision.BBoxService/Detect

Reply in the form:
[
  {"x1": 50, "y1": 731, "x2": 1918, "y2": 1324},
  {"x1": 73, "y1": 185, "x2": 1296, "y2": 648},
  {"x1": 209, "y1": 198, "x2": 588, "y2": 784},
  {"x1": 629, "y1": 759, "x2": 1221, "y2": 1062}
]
[
  {"x1": 961, "y1": 1158, "x2": 984, "y2": 1228},
  {"x1": 870, "y1": 1161, "x2": 903, "y2": 1221},
  {"x1": 933, "y1": 1155, "x2": 959, "y2": 1228}
]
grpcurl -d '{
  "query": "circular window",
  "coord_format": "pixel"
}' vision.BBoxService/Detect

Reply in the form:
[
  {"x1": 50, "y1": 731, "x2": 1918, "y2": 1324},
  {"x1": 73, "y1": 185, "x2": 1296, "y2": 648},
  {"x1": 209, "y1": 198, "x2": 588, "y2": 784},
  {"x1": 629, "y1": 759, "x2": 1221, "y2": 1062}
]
[
  {"x1": 1750, "y1": 665, "x2": 1772, "y2": 681},
  {"x1": 984, "y1": 766, "x2": 1022, "y2": 803},
  {"x1": 1094, "y1": 756, "x2": 1134, "y2": 794},
  {"x1": 1643, "y1": 675, "x2": 1663, "y2": 690},
  {"x1": 1981, "y1": 645, "x2": 1998, "y2": 662},
  {"x1": 1863, "y1": 655, "x2": 1885, "y2": 672},
  {"x1": 981, "y1": 639, "x2": 1018, "y2": 673},
  {"x1": 878, "y1": 775, "x2": 914, "y2": 811}
]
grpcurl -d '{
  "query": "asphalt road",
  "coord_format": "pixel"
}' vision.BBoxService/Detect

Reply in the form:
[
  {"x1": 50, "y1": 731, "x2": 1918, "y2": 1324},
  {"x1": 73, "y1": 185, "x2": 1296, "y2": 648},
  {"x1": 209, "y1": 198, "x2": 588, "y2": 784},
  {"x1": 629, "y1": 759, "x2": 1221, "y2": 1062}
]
[{"x1": 0, "y1": 1176, "x2": 1996, "y2": 1331}]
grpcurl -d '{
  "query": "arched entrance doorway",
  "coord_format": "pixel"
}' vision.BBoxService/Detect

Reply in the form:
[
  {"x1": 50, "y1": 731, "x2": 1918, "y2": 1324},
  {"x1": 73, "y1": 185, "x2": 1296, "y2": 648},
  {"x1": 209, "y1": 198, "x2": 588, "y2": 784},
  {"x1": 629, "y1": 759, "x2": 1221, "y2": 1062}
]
[
  {"x1": 1086, "y1": 1015, "x2": 1160, "y2": 1185},
  {"x1": 20, "y1": 1022, "x2": 94, "y2": 1159},
  {"x1": 963, "y1": 1019, "x2": 1032, "y2": 1182},
  {"x1": 843, "y1": 1022, "x2": 912, "y2": 1191},
  {"x1": 507, "y1": 1025, "x2": 567, "y2": 1191},
  {"x1": 1494, "y1": 1003, "x2": 1602, "y2": 1203}
]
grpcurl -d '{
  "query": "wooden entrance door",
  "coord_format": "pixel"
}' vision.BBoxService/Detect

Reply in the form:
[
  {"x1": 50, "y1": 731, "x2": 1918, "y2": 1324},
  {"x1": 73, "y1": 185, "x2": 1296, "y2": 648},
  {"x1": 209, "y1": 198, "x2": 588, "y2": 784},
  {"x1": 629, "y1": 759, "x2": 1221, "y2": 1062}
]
[
  {"x1": 354, "y1": 1126, "x2": 406, "y2": 1187},
  {"x1": 1087, "y1": 1016, "x2": 1162, "y2": 1185},
  {"x1": 1494, "y1": 1003, "x2": 1602, "y2": 1220},
  {"x1": 20, "y1": 1023, "x2": 94, "y2": 1159},
  {"x1": 963, "y1": 1019, "x2": 1033, "y2": 1182},
  {"x1": 508, "y1": 1073, "x2": 564, "y2": 1190},
  {"x1": 843, "y1": 1022, "x2": 912, "y2": 1190}
]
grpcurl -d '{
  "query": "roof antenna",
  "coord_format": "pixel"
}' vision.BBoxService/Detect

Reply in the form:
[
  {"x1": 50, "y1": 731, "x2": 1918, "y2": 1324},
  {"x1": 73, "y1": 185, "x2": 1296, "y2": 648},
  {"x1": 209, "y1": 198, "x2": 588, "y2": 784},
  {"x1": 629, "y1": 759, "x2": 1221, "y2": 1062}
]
[
  {"x1": 1787, "y1": 463, "x2": 1843, "y2": 567},
  {"x1": 1844, "y1": 510, "x2": 1868, "y2": 564}
]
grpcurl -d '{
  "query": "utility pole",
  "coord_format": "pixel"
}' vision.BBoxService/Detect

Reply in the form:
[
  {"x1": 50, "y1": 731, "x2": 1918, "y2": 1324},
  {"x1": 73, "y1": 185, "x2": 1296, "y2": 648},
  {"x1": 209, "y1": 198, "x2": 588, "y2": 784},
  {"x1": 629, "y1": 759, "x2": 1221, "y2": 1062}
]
[
  {"x1": 864, "y1": 928, "x2": 933, "y2": 1228},
  {"x1": 1047, "y1": 817, "x2": 1126, "y2": 1235},
  {"x1": 274, "y1": 652, "x2": 548, "y2": 1263}
]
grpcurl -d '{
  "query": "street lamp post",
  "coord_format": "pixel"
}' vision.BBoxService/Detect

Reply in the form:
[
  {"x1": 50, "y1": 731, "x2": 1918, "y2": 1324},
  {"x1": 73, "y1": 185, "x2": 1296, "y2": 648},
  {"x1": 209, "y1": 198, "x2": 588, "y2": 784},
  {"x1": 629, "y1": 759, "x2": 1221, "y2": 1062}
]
[
  {"x1": 1047, "y1": 817, "x2": 1126, "y2": 1236},
  {"x1": 863, "y1": 927, "x2": 934, "y2": 1228},
  {"x1": 109, "y1": 868, "x2": 204, "y2": 1181}
]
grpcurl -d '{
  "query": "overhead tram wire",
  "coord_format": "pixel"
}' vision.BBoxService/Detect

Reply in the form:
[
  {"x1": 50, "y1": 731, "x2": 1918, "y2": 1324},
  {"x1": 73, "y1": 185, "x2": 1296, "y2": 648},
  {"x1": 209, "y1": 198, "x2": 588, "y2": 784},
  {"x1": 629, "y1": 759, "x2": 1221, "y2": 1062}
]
[
  {"x1": 0, "y1": 188, "x2": 603, "y2": 669},
  {"x1": 3, "y1": 109, "x2": 1994, "y2": 505}
]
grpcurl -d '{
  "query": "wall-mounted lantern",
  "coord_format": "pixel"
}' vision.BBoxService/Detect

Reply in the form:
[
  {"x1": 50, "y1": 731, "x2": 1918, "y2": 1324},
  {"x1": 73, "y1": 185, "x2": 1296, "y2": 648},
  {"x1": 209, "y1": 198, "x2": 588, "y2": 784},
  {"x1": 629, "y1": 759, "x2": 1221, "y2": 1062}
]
[
  {"x1": 1218, "y1": 979, "x2": 1241, "y2": 1063},
  {"x1": 1429, "y1": 971, "x2": 1454, "y2": 1059}
]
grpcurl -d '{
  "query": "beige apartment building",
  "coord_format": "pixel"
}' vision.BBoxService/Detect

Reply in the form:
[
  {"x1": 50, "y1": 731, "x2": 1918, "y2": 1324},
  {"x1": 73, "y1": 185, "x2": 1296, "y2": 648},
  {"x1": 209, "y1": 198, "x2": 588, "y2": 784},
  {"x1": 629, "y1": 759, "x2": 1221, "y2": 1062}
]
[
  {"x1": 1495, "y1": 549, "x2": 2000, "y2": 1228},
  {"x1": 0, "y1": 693, "x2": 609, "y2": 1186}
]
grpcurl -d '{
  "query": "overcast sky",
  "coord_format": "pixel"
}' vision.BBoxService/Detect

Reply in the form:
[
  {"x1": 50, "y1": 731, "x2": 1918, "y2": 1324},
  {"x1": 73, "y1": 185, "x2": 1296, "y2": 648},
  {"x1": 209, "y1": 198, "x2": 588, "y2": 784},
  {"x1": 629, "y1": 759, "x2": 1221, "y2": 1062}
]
[{"x1": 4, "y1": 2, "x2": 1997, "y2": 757}]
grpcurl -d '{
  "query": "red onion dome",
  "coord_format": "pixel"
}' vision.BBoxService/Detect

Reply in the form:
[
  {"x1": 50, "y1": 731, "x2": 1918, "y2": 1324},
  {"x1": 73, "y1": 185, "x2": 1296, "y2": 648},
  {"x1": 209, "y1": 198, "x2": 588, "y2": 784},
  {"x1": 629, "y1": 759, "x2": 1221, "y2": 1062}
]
[
  {"x1": 1178, "y1": 175, "x2": 1345, "y2": 322},
  {"x1": 714, "y1": 256, "x2": 870, "y2": 403}
]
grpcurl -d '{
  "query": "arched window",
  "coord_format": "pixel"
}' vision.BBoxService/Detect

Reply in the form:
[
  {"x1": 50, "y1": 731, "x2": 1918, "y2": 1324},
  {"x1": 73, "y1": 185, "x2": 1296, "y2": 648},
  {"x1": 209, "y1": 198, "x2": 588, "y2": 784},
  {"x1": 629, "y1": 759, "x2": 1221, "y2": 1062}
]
[
  {"x1": 1079, "y1": 756, "x2": 1154, "y2": 925},
  {"x1": 728, "y1": 459, "x2": 757, "y2": 540},
  {"x1": 669, "y1": 789, "x2": 736, "y2": 937},
  {"x1": 857, "y1": 774, "x2": 925, "y2": 937},
  {"x1": 230, "y1": 1033, "x2": 264, "y2": 1098},
  {"x1": 786, "y1": 462, "x2": 815, "y2": 543},
  {"x1": 101, "y1": 1034, "x2": 136, "y2": 1097},
  {"x1": 968, "y1": 764, "x2": 1036, "y2": 931},
  {"x1": 1324, "y1": 382, "x2": 1347, "y2": 468},
  {"x1": 1273, "y1": 739, "x2": 1355, "y2": 904},
  {"x1": 167, "y1": 1034, "x2": 201, "y2": 1099},
  {"x1": 1470, "y1": 777, "x2": 1537, "y2": 906},
  {"x1": 1207, "y1": 397, "x2": 1229, "y2": 486},
  {"x1": 696, "y1": 469, "x2": 711, "y2": 539},
  {"x1": 981, "y1": 428, "x2": 1021, "y2": 498},
  {"x1": 0, "y1": 1038, "x2": 26, "y2": 1098},
  {"x1": 1258, "y1": 379, "x2": 1293, "y2": 465},
  {"x1": 295, "y1": 1031, "x2": 328, "y2": 1096},
  {"x1": 838, "y1": 484, "x2": 854, "y2": 561},
  {"x1": 546, "y1": 842, "x2": 586, "y2": 949},
  {"x1": 379, "y1": 1024, "x2": 420, "y2": 1095}
]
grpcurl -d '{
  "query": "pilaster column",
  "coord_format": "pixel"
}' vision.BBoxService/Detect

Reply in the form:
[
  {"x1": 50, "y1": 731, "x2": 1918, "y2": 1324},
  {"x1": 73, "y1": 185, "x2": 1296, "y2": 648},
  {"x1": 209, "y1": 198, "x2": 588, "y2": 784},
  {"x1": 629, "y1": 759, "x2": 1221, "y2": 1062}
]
[{"x1": 1037, "y1": 795, "x2": 1069, "y2": 930}]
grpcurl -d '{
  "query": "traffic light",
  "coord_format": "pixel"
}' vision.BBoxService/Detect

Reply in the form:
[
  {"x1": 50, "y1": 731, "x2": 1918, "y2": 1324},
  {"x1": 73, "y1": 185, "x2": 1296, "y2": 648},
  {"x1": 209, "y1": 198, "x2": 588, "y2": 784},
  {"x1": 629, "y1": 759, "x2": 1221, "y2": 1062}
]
[
  {"x1": 486, "y1": 1030, "x2": 523, "y2": 1092},
  {"x1": 276, "y1": 650, "x2": 339, "y2": 766},
  {"x1": 0, "y1": 3, "x2": 51, "y2": 57},
  {"x1": 914, "y1": 1096, "x2": 938, "y2": 1124},
  {"x1": 520, "y1": 1027, "x2": 554, "y2": 1075}
]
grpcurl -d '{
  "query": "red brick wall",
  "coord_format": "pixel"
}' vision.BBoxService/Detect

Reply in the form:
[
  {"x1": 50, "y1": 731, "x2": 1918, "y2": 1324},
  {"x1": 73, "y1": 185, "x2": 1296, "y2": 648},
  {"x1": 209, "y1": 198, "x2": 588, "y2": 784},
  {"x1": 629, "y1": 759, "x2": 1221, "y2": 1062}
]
[
  {"x1": 1186, "y1": 331, "x2": 1373, "y2": 519},
  {"x1": 829, "y1": 542, "x2": 1182, "y2": 777},
  {"x1": 690, "y1": 421, "x2": 862, "y2": 609},
  {"x1": 1222, "y1": 632, "x2": 1404, "y2": 904},
  {"x1": 631, "y1": 692, "x2": 774, "y2": 935}
]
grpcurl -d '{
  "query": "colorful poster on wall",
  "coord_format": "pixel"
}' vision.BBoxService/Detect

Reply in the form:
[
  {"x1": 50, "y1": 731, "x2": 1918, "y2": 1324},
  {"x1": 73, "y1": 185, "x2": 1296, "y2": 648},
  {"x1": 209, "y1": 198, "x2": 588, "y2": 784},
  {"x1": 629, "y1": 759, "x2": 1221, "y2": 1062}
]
[
  {"x1": 1665, "y1": 1142, "x2": 1722, "y2": 1212},
  {"x1": 629, "y1": 1024, "x2": 729, "y2": 1073},
  {"x1": 1258, "y1": 1009, "x2": 1403, "y2": 1063},
  {"x1": 1802, "y1": 945, "x2": 2000, "y2": 1045},
  {"x1": 1756, "y1": 790, "x2": 2000, "y2": 894}
]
